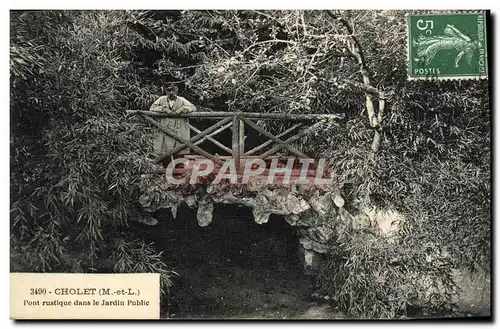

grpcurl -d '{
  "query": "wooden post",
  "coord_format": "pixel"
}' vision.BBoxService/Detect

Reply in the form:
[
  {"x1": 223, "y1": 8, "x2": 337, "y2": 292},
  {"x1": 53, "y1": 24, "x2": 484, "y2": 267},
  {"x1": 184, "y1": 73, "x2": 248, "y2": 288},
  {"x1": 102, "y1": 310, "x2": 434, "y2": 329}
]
[
  {"x1": 239, "y1": 118, "x2": 245, "y2": 158},
  {"x1": 232, "y1": 114, "x2": 241, "y2": 174}
]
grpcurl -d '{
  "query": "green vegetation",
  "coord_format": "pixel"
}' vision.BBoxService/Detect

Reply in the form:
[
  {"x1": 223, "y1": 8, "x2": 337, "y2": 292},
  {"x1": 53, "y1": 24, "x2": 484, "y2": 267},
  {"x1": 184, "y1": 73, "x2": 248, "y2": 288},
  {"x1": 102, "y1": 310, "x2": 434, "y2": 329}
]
[{"x1": 10, "y1": 10, "x2": 490, "y2": 318}]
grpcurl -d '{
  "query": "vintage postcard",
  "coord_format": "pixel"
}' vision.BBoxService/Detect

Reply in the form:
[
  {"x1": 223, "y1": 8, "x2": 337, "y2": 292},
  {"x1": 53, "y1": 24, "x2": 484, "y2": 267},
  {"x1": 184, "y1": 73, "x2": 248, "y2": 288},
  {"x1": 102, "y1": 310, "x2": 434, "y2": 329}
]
[{"x1": 10, "y1": 9, "x2": 491, "y2": 320}]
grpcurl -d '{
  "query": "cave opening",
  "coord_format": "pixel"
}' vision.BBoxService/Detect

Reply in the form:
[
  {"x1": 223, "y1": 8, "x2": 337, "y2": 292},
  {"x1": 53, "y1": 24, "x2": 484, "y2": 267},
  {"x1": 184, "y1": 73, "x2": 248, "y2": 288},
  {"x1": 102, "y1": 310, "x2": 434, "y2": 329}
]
[{"x1": 148, "y1": 203, "x2": 318, "y2": 319}]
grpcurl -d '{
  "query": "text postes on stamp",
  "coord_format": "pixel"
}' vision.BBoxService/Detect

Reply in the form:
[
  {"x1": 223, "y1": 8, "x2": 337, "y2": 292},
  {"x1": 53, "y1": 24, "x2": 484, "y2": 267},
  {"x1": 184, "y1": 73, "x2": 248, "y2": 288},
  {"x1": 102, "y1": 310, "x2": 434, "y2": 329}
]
[{"x1": 407, "y1": 12, "x2": 488, "y2": 80}]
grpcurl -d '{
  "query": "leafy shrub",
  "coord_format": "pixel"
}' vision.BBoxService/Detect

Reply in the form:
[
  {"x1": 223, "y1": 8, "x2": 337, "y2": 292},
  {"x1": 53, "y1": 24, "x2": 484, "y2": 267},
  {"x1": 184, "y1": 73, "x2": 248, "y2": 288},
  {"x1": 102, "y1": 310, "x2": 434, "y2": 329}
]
[
  {"x1": 317, "y1": 223, "x2": 457, "y2": 318},
  {"x1": 10, "y1": 10, "x2": 175, "y2": 289}
]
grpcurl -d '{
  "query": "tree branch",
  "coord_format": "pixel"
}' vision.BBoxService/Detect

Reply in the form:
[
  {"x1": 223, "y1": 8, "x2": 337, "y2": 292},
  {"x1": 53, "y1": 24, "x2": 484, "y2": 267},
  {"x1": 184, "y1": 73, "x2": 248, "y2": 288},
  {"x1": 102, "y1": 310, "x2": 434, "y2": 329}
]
[
  {"x1": 240, "y1": 39, "x2": 297, "y2": 55},
  {"x1": 326, "y1": 10, "x2": 370, "y2": 80},
  {"x1": 327, "y1": 10, "x2": 388, "y2": 160}
]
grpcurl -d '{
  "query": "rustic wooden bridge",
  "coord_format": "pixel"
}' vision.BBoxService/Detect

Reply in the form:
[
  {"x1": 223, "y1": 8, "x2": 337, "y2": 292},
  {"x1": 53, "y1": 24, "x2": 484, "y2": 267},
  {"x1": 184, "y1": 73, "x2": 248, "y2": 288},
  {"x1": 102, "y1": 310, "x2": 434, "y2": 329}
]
[{"x1": 126, "y1": 110, "x2": 344, "y2": 180}]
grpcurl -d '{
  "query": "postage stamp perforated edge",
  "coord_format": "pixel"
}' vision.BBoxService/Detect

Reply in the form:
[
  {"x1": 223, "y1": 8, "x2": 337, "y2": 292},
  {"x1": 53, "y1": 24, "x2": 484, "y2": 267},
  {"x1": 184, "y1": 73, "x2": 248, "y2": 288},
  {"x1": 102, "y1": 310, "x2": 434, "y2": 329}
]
[{"x1": 405, "y1": 10, "x2": 489, "y2": 81}]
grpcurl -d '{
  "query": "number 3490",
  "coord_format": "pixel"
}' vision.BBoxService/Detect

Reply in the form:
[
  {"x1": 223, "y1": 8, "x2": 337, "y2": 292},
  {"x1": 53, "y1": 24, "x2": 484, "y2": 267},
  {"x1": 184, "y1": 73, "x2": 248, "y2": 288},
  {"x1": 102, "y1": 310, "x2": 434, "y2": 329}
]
[{"x1": 30, "y1": 288, "x2": 47, "y2": 295}]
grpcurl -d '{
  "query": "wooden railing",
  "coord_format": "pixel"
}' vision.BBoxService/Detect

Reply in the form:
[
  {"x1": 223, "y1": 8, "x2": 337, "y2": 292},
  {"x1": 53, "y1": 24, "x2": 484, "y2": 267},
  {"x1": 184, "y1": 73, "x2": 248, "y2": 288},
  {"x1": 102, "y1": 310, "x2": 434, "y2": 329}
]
[{"x1": 126, "y1": 110, "x2": 344, "y2": 172}]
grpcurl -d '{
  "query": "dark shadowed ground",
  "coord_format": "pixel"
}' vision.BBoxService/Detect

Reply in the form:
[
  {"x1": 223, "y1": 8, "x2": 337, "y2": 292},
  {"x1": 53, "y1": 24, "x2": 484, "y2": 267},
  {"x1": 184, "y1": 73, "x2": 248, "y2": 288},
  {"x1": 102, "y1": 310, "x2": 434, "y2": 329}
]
[
  {"x1": 146, "y1": 204, "x2": 346, "y2": 319},
  {"x1": 140, "y1": 204, "x2": 485, "y2": 320}
]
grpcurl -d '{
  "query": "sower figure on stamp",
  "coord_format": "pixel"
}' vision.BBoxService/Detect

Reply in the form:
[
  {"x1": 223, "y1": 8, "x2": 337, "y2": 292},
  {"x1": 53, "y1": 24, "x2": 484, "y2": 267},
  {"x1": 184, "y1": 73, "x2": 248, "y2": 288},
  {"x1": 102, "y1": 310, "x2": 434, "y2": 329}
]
[{"x1": 150, "y1": 84, "x2": 197, "y2": 166}]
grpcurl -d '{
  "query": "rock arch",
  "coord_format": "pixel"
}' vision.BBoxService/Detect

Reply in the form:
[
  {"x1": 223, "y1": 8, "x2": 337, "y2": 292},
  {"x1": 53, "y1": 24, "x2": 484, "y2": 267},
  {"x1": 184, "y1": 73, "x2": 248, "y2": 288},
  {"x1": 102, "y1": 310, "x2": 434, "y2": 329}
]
[{"x1": 137, "y1": 178, "x2": 356, "y2": 274}]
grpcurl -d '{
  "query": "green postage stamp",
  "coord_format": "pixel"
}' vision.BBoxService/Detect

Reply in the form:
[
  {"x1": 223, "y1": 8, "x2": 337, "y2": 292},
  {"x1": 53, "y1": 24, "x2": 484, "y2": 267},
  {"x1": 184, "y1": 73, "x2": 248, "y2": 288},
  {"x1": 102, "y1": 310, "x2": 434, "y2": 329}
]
[{"x1": 407, "y1": 12, "x2": 488, "y2": 80}]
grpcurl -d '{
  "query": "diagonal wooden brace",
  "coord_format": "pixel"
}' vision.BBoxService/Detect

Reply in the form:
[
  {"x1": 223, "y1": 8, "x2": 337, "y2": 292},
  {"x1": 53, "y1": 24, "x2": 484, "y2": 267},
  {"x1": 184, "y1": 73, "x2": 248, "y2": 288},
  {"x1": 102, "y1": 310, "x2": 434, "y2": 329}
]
[
  {"x1": 164, "y1": 117, "x2": 232, "y2": 158},
  {"x1": 245, "y1": 123, "x2": 302, "y2": 156},
  {"x1": 190, "y1": 123, "x2": 232, "y2": 153},
  {"x1": 241, "y1": 117, "x2": 308, "y2": 159},
  {"x1": 140, "y1": 114, "x2": 226, "y2": 164},
  {"x1": 258, "y1": 120, "x2": 325, "y2": 159}
]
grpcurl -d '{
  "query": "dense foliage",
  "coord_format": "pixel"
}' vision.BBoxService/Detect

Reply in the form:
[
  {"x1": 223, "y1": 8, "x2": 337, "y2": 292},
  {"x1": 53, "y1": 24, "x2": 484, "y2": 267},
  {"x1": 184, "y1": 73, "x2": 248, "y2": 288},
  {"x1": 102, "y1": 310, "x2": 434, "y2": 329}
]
[
  {"x1": 10, "y1": 10, "x2": 490, "y2": 317},
  {"x1": 10, "y1": 11, "x2": 173, "y2": 292}
]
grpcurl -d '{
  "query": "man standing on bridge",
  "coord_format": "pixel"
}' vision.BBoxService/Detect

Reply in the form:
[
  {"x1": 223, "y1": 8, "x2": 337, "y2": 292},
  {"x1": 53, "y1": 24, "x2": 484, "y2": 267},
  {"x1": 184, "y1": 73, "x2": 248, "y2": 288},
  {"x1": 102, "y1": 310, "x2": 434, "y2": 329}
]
[{"x1": 150, "y1": 84, "x2": 197, "y2": 162}]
